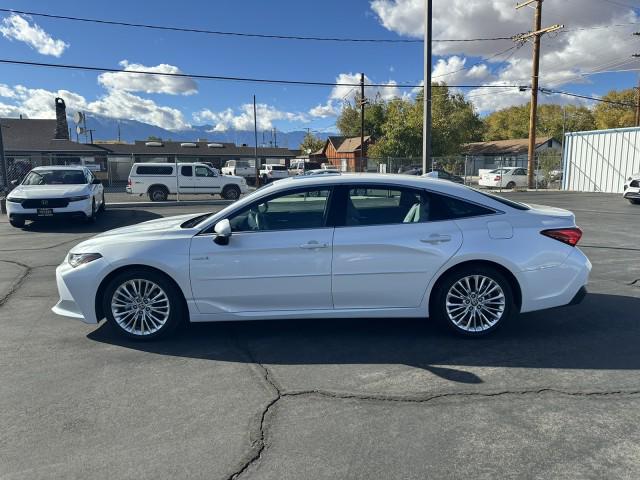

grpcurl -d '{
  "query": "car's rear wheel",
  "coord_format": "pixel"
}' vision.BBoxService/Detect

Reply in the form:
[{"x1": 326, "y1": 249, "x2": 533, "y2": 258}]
[
  {"x1": 222, "y1": 185, "x2": 240, "y2": 200},
  {"x1": 628, "y1": 198, "x2": 640, "y2": 205},
  {"x1": 9, "y1": 217, "x2": 25, "y2": 228},
  {"x1": 506, "y1": 181, "x2": 516, "y2": 189},
  {"x1": 432, "y1": 266, "x2": 515, "y2": 337},
  {"x1": 102, "y1": 269, "x2": 184, "y2": 340},
  {"x1": 148, "y1": 186, "x2": 168, "y2": 202}
]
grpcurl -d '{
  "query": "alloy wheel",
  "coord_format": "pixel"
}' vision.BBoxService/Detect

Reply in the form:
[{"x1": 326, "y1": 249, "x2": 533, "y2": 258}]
[
  {"x1": 110, "y1": 279, "x2": 171, "y2": 336},
  {"x1": 445, "y1": 275, "x2": 506, "y2": 332}
]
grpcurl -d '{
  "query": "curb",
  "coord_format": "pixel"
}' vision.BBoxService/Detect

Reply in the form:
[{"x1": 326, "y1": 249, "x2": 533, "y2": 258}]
[{"x1": 106, "y1": 200, "x2": 234, "y2": 208}]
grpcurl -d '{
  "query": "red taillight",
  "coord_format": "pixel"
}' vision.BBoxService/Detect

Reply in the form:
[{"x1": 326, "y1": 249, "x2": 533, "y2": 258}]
[
  {"x1": 541, "y1": 227, "x2": 582, "y2": 247},
  {"x1": 127, "y1": 177, "x2": 132, "y2": 186},
  {"x1": 494, "y1": 176, "x2": 501, "y2": 181}
]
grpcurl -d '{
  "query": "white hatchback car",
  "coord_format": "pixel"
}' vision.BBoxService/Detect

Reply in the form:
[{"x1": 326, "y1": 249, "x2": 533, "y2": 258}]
[
  {"x1": 53, "y1": 174, "x2": 590, "y2": 339},
  {"x1": 6, "y1": 166, "x2": 105, "y2": 228}
]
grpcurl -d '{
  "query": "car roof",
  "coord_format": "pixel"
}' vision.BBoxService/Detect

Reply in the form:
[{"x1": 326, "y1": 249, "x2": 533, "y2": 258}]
[{"x1": 32, "y1": 165, "x2": 87, "y2": 171}]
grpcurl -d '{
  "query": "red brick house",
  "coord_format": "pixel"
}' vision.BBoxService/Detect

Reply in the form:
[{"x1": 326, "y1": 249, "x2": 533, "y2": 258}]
[{"x1": 311, "y1": 136, "x2": 373, "y2": 172}]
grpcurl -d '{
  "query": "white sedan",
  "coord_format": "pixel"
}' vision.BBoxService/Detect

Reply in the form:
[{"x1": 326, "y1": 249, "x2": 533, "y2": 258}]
[
  {"x1": 6, "y1": 166, "x2": 105, "y2": 228},
  {"x1": 53, "y1": 174, "x2": 590, "y2": 339},
  {"x1": 623, "y1": 173, "x2": 640, "y2": 205},
  {"x1": 479, "y1": 167, "x2": 542, "y2": 189}
]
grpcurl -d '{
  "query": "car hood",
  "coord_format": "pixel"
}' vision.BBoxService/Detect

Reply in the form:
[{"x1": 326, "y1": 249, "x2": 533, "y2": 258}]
[
  {"x1": 9, "y1": 184, "x2": 89, "y2": 198},
  {"x1": 92, "y1": 213, "x2": 204, "y2": 239}
]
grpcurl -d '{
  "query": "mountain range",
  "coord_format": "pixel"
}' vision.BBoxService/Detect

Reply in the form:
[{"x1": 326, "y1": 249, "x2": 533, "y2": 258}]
[{"x1": 74, "y1": 114, "x2": 335, "y2": 149}]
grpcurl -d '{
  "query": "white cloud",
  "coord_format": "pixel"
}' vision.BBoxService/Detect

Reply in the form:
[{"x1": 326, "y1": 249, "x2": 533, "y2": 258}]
[
  {"x1": 0, "y1": 84, "x2": 189, "y2": 130},
  {"x1": 371, "y1": 0, "x2": 640, "y2": 112},
  {"x1": 0, "y1": 13, "x2": 68, "y2": 57},
  {"x1": 98, "y1": 60, "x2": 198, "y2": 95},
  {"x1": 330, "y1": 73, "x2": 403, "y2": 103},
  {"x1": 194, "y1": 103, "x2": 308, "y2": 131},
  {"x1": 309, "y1": 101, "x2": 338, "y2": 118}
]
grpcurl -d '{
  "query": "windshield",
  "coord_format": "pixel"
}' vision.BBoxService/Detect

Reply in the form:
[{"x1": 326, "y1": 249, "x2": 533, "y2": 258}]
[{"x1": 22, "y1": 169, "x2": 87, "y2": 185}]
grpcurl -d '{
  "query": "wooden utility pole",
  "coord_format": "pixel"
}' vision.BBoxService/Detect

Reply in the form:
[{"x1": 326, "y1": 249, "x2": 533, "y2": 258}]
[
  {"x1": 515, "y1": 0, "x2": 562, "y2": 188},
  {"x1": 359, "y1": 73, "x2": 367, "y2": 172},
  {"x1": 422, "y1": 0, "x2": 433, "y2": 174}
]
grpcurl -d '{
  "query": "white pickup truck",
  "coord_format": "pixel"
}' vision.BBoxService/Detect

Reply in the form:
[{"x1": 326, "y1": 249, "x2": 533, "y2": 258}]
[
  {"x1": 260, "y1": 164, "x2": 289, "y2": 183},
  {"x1": 221, "y1": 159, "x2": 255, "y2": 180},
  {"x1": 126, "y1": 162, "x2": 248, "y2": 201}
]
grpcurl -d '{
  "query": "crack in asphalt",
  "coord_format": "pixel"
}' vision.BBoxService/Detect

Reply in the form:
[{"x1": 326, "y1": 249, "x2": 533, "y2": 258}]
[{"x1": 0, "y1": 259, "x2": 31, "y2": 307}]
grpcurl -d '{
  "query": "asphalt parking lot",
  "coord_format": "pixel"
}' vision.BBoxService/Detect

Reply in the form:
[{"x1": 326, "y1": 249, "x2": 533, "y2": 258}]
[{"x1": 1, "y1": 191, "x2": 639, "y2": 479}]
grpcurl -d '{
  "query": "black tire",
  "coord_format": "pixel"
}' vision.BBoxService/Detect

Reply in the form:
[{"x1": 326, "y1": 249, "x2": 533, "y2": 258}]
[
  {"x1": 98, "y1": 193, "x2": 106, "y2": 212},
  {"x1": 9, "y1": 217, "x2": 25, "y2": 228},
  {"x1": 148, "y1": 186, "x2": 168, "y2": 202},
  {"x1": 102, "y1": 268, "x2": 185, "y2": 341},
  {"x1": 506, "y1": 181, "x2": 516, "y2": 190},
  {"x1": 628, "y1": 198, "x2": 640, "y2": 205},
  {"x1": 86, "y1": 199, "x2": 97, "y2": 223},
  {"x1": 222, "y1": 185, "x2": 241, "y2": 200},
  {"x1": 431, "y1": 265, "x2": 515, "y2": 337}
]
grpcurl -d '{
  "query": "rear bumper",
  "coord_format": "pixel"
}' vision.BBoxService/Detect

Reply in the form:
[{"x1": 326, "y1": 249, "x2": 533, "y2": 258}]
[{"x1": 569, "y1": 286, "x2": 587, "y2": 306}]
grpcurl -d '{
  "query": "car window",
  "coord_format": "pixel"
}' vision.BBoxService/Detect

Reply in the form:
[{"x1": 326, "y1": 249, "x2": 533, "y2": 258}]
[
  {"x1": 136, "y1": 166, "x2": 173, "y2": 175},
  {"x1": 429, "y1": 193, "x2": 496, "y2": 220},
  {"x1": 513, "y1": 168, "x2": 526, "y2": 175},
  {"x1": 22, "y1": 169, "x2": 87, "y2": 185},
  {"x1": 196, "y1": 166, "x2": 215, "y2": 177},
  {"x1": 181, "y1": 166, "x2": 193, "y2": 176},
  {"x1": 228, "y1": 188, "x2": 331, "y2": 232},
  {"x1": 345, "y1": 186, "x2": 431, "y2": 226}
]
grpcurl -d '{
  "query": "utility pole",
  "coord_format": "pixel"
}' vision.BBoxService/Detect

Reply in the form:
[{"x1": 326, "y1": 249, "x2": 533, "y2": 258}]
[
  {"x1": 635, "y1": 76, "x2": 640, "y2": 127},
  {"x1": 253, "y1": 95, "x2": 260, "y2": 187},
  {"x1": 359, "y1": 72, "x2": 367, "y2": 172},
  {"x1": 515, "y1": 0, "x2": 562, "y2": 188},
  {"x1": 422, "y1": 0, "x2": 433, "y2": 174},
  {"x1": 0, "y1": 123, "x2": 7, "y2": 191}
]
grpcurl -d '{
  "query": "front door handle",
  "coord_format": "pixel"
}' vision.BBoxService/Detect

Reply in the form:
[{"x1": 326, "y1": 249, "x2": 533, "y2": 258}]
[
  {"x1": 299, "y1": 241, "x2": 329, "y2": 249},
  {"x1": 421, "y1": 234, "x2": 451, "y2": 244}
]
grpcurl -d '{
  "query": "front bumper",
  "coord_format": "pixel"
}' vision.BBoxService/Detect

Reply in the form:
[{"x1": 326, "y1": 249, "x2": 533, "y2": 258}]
[
  {"x1": 623, "y1": 187, "x2": 640, "y2": 199},
  {"x1": 7, "y1": 198, "x2": 92, "y2": 221},
  {"x1": 52, "y1": 257, "x2": 109, "y2": 324}
]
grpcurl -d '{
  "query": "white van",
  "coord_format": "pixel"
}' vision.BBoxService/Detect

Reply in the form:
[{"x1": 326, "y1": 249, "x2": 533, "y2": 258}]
[{"x1": 126, "y1": 163, "x2": 248, "y2": 201}]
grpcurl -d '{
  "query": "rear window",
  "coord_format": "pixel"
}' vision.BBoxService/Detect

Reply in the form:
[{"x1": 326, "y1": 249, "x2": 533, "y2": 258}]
[
  {"x1": 472, "y1": 188, "x2": 530, "y2": 210},
  {"x1": 269, "y1": 165, "x2": 287, "y2": 171},
  {"x1": 136, "y1": 165, "x2": 174, "y2": 175},
  {"x1": 430, "y1": 193, "x2": 496, "y2": 220}
]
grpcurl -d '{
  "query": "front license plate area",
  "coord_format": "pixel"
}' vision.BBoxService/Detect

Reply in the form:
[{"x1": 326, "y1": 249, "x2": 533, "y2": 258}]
[{"x1": 37, "y1": 208, "x2": 53, "y2": 216}]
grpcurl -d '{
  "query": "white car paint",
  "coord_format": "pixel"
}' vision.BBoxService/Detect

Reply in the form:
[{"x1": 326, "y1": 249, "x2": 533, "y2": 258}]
[
  {"x1": 6, "y1": 166, "x2": 104, "y2": 226},
  {"x1": 479, "y1": 167, "x2": 542, "y2": 189},
  {"x1": 623, "y1": 173, "x2": 640, "y2": 204},
  {"x1": 53, "y1": 174, "x2": 591, "y2": 336}
]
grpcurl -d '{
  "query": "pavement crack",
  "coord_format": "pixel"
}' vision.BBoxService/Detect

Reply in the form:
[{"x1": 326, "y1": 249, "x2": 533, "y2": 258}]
[{"x1": 0, "y1": 259, "x2": 31, "y2": 308}]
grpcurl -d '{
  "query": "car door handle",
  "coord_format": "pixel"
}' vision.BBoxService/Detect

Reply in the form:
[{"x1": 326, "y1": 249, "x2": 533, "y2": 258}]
[
  {"x1": 299, "y1": 242, "x2": 329, "y2": 249},
  {"x1": 421, "y1": 234, "x2": 451, "y2": 244}
]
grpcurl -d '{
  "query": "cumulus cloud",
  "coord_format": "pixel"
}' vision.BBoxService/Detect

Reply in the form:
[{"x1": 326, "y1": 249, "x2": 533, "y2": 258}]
[
  {"x1": 0, "y1": 84, "x2": 189, "y2": 130},
  {"x1": 370, "y1": 0, "x2": 640, "y2": 111},
  {"x1": 0, "y1": 13, "x2": 68, "y2": 57},
  {"x1": 329, "y1": 73, "x2": 403, "y2": 103},
  {"x1": 309, "y1": 101, "x2": 338, "y2": 118},
  {"x1": 194, "y1": 103, "x2": 308, "y2": 131},
  {"x1": 98, "y1": 60, "x2": 198, "y2": 95}
]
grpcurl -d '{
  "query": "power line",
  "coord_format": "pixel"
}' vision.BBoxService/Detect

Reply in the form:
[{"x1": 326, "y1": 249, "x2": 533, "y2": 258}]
[
  {"x1": 432, "y1": 44, "x2": 523, "y2": 80},
  {"x1": 599, "y1": 0, "x2": 638, "y2": 9},
  {"x1": 0, "y1": 58, "x2": 527, "y2": 89},
  {"x1": 0, "y1": 8, "x2": 519, "y2": 44},
  {"x1": 539, "y1": 88, "x2": 636, "y2": 107}
]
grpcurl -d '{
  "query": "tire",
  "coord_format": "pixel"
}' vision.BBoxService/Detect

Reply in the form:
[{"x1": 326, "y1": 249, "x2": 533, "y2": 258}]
[
  {"x1": 432, "y1": 265, "x2": 515, "y2": 337},
  {"x1": 98, "y1": 193, "x2": 106, "y2": 212},
  {"x1": 102, "y1": 268, "x2": 185, "y2": 341},
  {"x1": 9, "y1": 217, "x2": 25, "y2": 228},
  {"x1": 86, "y1": 199, "x2": 97, "y2": 223},
  {"x1": 628, "y1": 199, "x2": 640, "y2": 205},
  {"x1": 222, "y1": 185, "x2": 241, "y2": 200},
  {"x1": 506, "y1": 181, "x2": 516, "y2": 189},
  {"x1": 148, "y1": 186, "x2": 168, "y2": 202}
]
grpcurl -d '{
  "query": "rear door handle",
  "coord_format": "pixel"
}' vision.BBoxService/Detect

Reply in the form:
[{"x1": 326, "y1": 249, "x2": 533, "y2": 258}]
[
  {"x1": 421, "y1": 234, "x2": 451, "y2": 244},
  {"x1": 299, "y1": 241, "x2": 329, "y2": 249}
]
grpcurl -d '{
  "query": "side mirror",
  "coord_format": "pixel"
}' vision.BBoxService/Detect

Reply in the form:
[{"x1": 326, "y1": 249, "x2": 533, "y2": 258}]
[
  {"x1": 213, "y1": 218, "x2": 231, "y2": 245},
  {"x1": 92, "y1": 178, "x2": 102, "y2": 185}
]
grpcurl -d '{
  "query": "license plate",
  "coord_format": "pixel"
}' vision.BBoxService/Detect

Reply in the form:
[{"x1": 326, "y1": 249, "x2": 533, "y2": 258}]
[{"x1": 37, "y1": 208, "x2": 53, "y2": 217}]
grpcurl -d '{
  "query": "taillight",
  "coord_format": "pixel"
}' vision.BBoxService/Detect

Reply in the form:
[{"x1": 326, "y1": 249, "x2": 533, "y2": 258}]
[
  {"x1": 494, "y1": 176, "x2": 501, "y2": 181},
  {"x1": 541, "y1": 227, "x2": 582, "y2": 247},
  {"x1": 127, "y1": 177, "x2": 132, "y2": 186}
]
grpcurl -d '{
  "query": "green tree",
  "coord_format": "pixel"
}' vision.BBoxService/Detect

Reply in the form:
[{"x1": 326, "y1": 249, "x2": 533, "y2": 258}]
[
  {"x1": 299, "y1": 132, "x2": 325, "y2": 153},
  {"x1": 146, "y1": 135, "x2": 163, "y2": 141},
  {"x1": 336, "y1": 95, "x2": 387, "y2": 139},
  {"x1": 593, "y1": 88, "x2": 636, "y2": 129}
]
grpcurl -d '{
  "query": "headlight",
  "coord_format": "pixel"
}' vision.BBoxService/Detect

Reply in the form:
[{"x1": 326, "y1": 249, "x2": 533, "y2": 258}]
[
  {"x1": 68, "y1": 195, "x2": 90, "y2": 202},
  {"x1": 68, "y1": 252, "x2": 102, "y2": 268},
  {"x1": 6, "y1": 197, "x2": 25, "y2": 203}
]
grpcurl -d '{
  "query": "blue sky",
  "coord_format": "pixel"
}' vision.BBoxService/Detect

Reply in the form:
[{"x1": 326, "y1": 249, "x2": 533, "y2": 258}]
[{"x1": 0, "y1": 0, "x2": 638, "y2": 133}]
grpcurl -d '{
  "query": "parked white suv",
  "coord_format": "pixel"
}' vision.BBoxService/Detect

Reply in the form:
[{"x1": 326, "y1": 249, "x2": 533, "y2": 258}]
[
  {"x1": 260, "y1": 164, "x2": 289, "y2": 183},
  {"x1": 126, "y1": 163, "x2": 248, "y2": 201},
  {"x1": 623, "y1": 173, "x2": 640, "y2": 205}
]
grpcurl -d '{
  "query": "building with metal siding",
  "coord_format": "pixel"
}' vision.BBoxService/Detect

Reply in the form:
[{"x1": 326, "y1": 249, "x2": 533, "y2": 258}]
[{"x1": 563, "y1": 127, "x2": 640, "y2": 193}]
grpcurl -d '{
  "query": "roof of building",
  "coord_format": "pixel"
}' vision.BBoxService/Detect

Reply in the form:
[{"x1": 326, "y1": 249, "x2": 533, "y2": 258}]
[
  {"x1": 102, "y1": 140, "x2": 298, "y2": 157},
  {"x1": 463, "y1": 136, "x2": 555, "y2": 156},
  {"x1": 1, "y1": 118, "x2": 105, "y2": 153},
  {"x1": 327, "y1": 135, "x2": 372, "y2": 153}
]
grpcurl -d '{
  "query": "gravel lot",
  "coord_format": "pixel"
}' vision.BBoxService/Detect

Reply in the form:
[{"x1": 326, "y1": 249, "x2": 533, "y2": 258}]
[{"x1": 1, "y1": 191, "x2": 639, "y2": 479}]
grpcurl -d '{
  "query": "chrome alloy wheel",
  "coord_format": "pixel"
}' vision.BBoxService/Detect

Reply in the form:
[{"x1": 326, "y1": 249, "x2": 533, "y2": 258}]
[
  {"x1": 110, "y1": 279, "x2": 170, "y2": 336},
  {"x1": 445, "y1": 275, "x2": 506, "y2": 332}
]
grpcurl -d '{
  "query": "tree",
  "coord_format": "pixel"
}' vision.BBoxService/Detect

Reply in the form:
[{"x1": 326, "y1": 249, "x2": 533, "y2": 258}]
[
  {"x1": 299, "y1": 132, "x2": 325, "y2": 154},
  {"x1": 593, "y1": 88, "x2": 636, "y2": 129},
  {"x1": 336, "y1": 95, "x2": 387, "y2": 139},
  {"x1": 146, "y1": 135, "x2": 163, "y2": 141}
]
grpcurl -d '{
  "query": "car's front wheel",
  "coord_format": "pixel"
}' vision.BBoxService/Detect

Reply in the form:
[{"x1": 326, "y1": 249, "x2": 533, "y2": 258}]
[
  {"x1": 102, "y1": 269, "x2": 185, "y2": 340},
  {"x1": 9, "y1": 217, "x2": 25, "y2": 228},
  {"x1": 628, "y1": 198, "x2": 640, "y2": 205},
  {"x1": 86, "y1": 199, "x2": 97, "y2": 223},
  {"x1": 432, "y1": 266, "x2": 515, "y2": 337}
]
